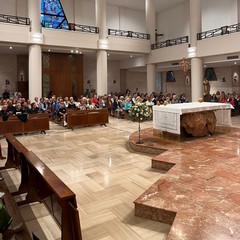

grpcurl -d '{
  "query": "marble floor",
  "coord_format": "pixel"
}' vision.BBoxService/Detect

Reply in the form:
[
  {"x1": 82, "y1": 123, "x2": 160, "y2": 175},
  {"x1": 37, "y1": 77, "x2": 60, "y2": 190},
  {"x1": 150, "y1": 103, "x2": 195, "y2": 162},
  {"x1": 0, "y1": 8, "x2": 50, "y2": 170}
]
[
  {"x1": 0, "y1": 117, "x2": 171, "y2": 240},
  {"x1": 1, "y1": 115, "x2": 240, "y2": 240}
]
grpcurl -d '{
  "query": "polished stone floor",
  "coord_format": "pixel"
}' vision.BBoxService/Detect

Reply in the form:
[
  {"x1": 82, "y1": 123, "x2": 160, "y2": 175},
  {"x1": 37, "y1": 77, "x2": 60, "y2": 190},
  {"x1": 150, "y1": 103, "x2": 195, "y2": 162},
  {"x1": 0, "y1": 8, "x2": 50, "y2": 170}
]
[
  {"x1": 0, "y1": 117, "x2": 170, "y2": 240},
  {"x1": 1, "y1": 115, "x2": 240, "y2": 240},
  {"x1": 131, "y1": 118, "x2": 240, "y2": 240}
]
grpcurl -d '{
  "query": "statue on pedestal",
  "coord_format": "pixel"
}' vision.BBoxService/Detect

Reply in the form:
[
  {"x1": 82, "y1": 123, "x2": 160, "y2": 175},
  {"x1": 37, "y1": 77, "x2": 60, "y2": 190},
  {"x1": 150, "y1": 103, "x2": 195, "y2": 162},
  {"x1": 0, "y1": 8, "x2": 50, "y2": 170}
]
[{"x1": 203, "y1": 79, "x2": 211, "y2": 102}]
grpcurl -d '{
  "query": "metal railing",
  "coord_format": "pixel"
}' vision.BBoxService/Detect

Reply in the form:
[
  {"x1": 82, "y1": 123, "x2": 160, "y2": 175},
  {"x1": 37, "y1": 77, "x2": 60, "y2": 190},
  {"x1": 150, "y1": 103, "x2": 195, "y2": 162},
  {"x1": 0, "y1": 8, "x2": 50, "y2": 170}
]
[
  {"x1": 69, "y1": 23, "x2": 99, "y2": 34},
  {"x1": 151, "y1": 36, "x2": 189, "y2": 50},
  {"x1": 108, "y1": 28, "x2": 150, "y2": 40},
  {"x1": 0, "y1": 13, "x2": 30, "y2": 25},
  {"x1": 197, "y1": 23, "x2": 240, "y2": 40}
]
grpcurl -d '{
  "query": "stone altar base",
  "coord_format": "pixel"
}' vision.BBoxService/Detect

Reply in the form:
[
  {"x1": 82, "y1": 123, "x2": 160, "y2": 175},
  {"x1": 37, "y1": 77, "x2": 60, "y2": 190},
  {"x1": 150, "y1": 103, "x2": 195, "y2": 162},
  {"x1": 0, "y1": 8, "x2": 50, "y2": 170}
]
[
  {"x1": 130, "y1": 127, "x2": 240, "y2": 240},
  {"x1": 181, "y1": 110, "x2": 217, "y2": 137}
]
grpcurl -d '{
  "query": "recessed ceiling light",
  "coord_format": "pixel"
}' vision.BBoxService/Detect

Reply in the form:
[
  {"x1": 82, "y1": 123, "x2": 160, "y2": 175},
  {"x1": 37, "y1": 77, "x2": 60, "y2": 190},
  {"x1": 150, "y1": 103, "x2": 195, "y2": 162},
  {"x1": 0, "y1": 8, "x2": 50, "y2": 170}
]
[
  {"x1": 71, "y1": 50, "x2": 73, "y2": 53},
  {"x1": 130, "y1": 55, "x2": 133, "y2": 58},
  {"x1": 234, "y1": 62, "x2": 237, "y2": 65},
  {"x1": 108, "y1": 53, "x2": 110, "y2": 56},
  {"x1": 76, "y1": 50, "x2": 78, "y2": 53},
  {"x1": 80, "y1": 52, "x2": 82, "y2": 54},
  {"x1": 9, "y1": 46, "x2": 12, "y2": 50},
  {"x1": 48, "y1": 49, "x2": 51, "y2": 52}
]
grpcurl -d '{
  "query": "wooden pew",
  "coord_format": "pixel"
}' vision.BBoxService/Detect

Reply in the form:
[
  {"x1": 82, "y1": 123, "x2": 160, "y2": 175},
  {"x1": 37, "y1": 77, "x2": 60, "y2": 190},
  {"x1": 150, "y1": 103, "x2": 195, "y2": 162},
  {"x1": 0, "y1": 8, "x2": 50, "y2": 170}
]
[
  {"x1": 0, "y1": 113, "x2": 49, "y2": 135},
  {"x1": 67, "y1": 108, "x2": 108, "y2": 129},
  {"x1": 0, "y1": 176, "x2": 32, "y2": 240},
  {"x1": 0, "y1": 133, "x2": 32, "y2": 239},
  {"x1": 3, "y1": 134, "x2": 82, "y2": 240},
  {"x1": 0, "y1": 133, "x2": 27, "y2": 170}
]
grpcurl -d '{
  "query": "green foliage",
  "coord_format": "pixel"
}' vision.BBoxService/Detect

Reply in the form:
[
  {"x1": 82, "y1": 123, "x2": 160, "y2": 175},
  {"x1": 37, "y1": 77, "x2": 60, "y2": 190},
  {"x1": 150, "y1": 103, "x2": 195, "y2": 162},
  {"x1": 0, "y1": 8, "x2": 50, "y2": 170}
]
[{"x1": 128, "y1": 102, "x2": 152, "y2": 122}]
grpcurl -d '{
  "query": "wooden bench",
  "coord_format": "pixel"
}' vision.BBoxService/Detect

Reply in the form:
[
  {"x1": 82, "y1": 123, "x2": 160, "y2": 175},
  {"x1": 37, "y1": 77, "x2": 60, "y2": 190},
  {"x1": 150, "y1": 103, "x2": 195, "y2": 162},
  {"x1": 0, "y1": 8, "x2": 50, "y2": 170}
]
[
  {"x1": 2, "y1": 134, "x2": 82, "y2": 240},
  {"x1": 0, "y1": 176, "x2": 32, "y2": 240},
  {"x1": 67, "y1": 108, "x2": 108, "y2": 129},
  {"x1": 0, "y1": 113, "x2": 49, "y2": 135}
]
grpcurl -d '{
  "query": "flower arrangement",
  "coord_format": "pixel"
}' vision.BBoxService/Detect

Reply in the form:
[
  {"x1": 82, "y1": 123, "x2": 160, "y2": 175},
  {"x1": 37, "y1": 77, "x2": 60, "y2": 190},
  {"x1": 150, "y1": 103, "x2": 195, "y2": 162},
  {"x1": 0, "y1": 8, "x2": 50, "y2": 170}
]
[{"x1": 128, "y1": 102, "x2": 152, "y2": 122}]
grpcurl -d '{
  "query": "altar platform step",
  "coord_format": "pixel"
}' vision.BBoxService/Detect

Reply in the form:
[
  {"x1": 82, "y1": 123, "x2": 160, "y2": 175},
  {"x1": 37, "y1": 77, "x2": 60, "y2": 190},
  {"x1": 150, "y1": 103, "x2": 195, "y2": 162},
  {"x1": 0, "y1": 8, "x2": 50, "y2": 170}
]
[{"x1": 130, "y1": 127, "x2": 240, "y2": 240}]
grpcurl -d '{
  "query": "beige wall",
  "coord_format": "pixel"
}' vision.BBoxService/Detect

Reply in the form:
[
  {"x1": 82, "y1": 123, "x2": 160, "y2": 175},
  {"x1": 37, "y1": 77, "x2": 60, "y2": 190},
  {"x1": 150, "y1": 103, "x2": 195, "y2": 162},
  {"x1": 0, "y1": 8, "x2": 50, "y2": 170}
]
[{"x1": 0, "y1": 55, "x2": 17, "y2": 97}]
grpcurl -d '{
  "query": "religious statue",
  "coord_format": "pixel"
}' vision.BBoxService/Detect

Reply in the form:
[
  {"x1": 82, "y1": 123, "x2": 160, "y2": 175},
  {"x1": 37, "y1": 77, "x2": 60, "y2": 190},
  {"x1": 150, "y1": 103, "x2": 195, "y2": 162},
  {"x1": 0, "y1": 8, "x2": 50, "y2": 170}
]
[{"x1": 203, "y1": 79, "x2": 211, "y2": 102}]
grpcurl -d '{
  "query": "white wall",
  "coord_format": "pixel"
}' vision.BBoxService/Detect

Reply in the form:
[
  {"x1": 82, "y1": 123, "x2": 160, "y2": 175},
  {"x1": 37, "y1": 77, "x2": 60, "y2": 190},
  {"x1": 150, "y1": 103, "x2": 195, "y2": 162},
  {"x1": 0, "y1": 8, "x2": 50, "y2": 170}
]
[
  {"x1": 0, "y1": 0, "x2": 27, "y2": 17},
  {"x1": 83, "y1": 57, "x2": 121, "y2": 94},
  {"x1": 106, "y1": 5, "x2": 119, "y2": 29},
  {"x1": 0, "y1": 0, "x2": 16, "y2": 15},
  {"x1": 208, "y1": 66, "x2": 240, "y2": 95},
  {"x1": 157, "y1": 3, "x2": 189, "y2": 41},
  {"x1": 76, "y1": 0, "x2": 95, "y2": 26},
  {"x1": 161, "y1": 70, "x2": 189, "y2": 98},
  {"x1": 61, "y1": 0, "x2": 75, "y2": 23},
  {"x1": 118, "y1": 7, "x2": 146, "y2": 32},
  {"x1": 68, "y1": 0, "x2": 146, "y2": 32},
  {"x1": 108, "y1": 60, "x2": 120, "y2": 93},
  {"x1": 17, "y1": 0, "x2": 28, "y2": 17},
  {"x1": 0, "y1": 55, "x2": 17, "y2": 97},
  {"x1": 125, "y1": 71, "x2": 147, "y2": 94},
  {"x1": 202, "y1": 0, "x2": 238, "y2": 31}
]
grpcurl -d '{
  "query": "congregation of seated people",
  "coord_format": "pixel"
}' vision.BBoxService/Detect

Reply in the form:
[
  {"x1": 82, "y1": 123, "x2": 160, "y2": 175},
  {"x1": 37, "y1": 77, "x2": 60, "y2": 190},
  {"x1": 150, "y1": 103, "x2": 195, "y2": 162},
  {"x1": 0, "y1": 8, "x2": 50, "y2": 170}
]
[
  {"x1": 208, "y1": 90, "x2": 240, "y2": 115},
  {"x1": 12, "y1": 90, "x2": 240, "y2": 126},
  {"x1": 0, "y1": 91, "x2": 191, "y2": 123}
]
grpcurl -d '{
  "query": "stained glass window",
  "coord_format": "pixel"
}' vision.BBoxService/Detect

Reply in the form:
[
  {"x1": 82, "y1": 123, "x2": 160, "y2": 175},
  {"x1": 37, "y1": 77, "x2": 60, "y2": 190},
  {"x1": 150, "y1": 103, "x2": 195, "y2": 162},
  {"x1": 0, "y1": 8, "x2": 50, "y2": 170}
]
[{"x1": 41, "y1": 0, "x2": 69, "y2": 29}]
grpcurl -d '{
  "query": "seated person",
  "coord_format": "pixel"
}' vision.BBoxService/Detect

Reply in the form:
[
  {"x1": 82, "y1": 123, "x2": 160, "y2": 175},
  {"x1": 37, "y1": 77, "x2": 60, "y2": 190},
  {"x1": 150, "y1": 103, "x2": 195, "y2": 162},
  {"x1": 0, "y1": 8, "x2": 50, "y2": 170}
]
[
  {"x1": 21, "y1": 101, "x2": 30, "y2": 114},
  {"x1": 29, "y1": 102, "x2": 39, "y2": 114},
  {"x1": 92, "y1": 94, "x2": 99, "y2": 108},
  {"x1": 51, "y1": 99, "x2": 61, "y2": 120},
  {"x1": 57, "y1": 103, "x2": 67, "y2": 126},
  {"x1": 67, "y1": 97, "x2": 76, "y2": 109},
  {"x1": 6, "y1": 100, "x2": 15, "y2": 115},
  {"x1": 0, "y1": 202, "x2": 23, "y2": 240},
  {"x1": 39, "y1": 98, "x2": 47, "y2": 112},
  {"x1": 13, "y1": 103, "x2": 22, "y2": 115},
  {"x1": 0, "y1": 105, "x2": 9, "y2": 121},
  {"x1": 124, "y1": 97, "x2": 132, "y2": 112}
]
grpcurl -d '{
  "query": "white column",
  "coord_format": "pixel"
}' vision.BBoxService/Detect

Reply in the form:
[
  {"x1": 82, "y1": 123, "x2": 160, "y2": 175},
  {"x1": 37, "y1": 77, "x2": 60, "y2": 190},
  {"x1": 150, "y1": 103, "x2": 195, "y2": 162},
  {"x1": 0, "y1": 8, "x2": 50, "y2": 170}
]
[
  {"x1": 96, "y1": 50, "x2": 108, "y2": 95},
  {"x1": 189, "y1": 0, "x2": 202, "y2": 101},
  {"x1": 189, "y1": 0, "x2": 201, "y2": 47},
  {"x1": 146, "y1": 0, "x2": 156, "y2": 95},
  {"x1": 28, "y1": 0, "x2": 42, "y2": 101},
  {"x1": 28, "y1": 0, "x2": 41, "y2": 33},
  {"x1": 96, "y1": 0, "x2": 107, "y2": 39},
  {"x1": 147, "y1": 64, "x2": 156, "y2": 95},
  {"x1": 191, "y1": 58, "x2": 203, "y2": 102},
  {"x1": 29, "y1": 45, "x2": 42, "y2": 101},
  {"x1": 145, "y1": 0, "x2": 155, "y2": 45},
  {"x1": 95, "y1": 0, "x2": 108, "y2": 95}
]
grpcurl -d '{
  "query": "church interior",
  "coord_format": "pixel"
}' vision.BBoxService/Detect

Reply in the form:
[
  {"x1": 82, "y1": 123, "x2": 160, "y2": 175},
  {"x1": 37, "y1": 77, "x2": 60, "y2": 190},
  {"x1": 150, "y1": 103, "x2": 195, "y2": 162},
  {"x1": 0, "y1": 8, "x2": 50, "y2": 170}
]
[{"x1": 0, "y1": 0, "x2": 240, "y2": 239}]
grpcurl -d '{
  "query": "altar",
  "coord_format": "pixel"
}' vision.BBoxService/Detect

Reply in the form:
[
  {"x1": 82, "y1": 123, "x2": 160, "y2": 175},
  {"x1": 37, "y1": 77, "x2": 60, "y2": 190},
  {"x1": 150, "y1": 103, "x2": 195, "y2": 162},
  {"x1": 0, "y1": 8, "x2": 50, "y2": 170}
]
[{"x1": 153, "y1": 102, "x2": 233, "y2": 138}]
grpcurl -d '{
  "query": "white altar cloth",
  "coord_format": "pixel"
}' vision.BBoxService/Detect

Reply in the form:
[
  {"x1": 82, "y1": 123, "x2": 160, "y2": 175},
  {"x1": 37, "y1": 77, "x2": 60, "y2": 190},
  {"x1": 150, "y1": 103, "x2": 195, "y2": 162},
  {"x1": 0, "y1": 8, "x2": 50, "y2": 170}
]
[{"x1": 153, "y1": 102, "x2": 233, "y2": 135}]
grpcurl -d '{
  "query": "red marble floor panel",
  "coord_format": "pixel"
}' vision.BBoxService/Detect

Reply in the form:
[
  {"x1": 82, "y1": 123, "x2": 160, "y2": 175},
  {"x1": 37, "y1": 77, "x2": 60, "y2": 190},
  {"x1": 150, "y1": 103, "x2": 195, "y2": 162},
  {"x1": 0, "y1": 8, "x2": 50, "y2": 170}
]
[{"x1": 130, "y1": 127, "x2": 240, "y2": 240}]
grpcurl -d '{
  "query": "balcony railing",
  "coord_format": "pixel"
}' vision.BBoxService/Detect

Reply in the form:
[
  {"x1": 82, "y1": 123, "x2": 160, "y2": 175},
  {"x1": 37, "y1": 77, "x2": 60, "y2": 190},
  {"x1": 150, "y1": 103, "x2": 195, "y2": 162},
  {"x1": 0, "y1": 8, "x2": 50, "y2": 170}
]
[
  {"x1": 197, "y1": 23, "x2": 240, "y2": 40},
  {"x1": 69, "y1": 23, "x2": 99, "y2": 34},
  {"x1": 0, "y1": 13, "x2": 30, "y2": 25},
  {"x1": 151, "y1": 36, "x2": 189, "y2": 50},
  {"x1": 108, "y1": 28, "x2": 150, "y2": 40}
]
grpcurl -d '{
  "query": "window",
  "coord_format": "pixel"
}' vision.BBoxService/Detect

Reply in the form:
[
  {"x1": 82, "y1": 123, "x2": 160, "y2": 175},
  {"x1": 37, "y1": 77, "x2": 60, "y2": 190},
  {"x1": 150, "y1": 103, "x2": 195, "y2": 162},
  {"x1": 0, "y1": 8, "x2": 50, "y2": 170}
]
[{"x1": 41, "y1": 0, "x2": 69, "y2": 29}]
